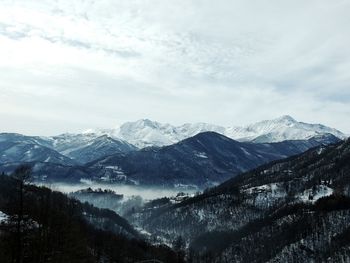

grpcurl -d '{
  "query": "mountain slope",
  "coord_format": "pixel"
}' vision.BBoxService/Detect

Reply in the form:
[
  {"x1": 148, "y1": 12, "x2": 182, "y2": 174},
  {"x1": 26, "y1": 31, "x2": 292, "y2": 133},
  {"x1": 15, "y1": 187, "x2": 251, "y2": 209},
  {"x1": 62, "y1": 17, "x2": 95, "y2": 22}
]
[
  {"x1": 87, "y1": 132, "x2": 340, "y2": 187},
  {"x1": 133, "y1": 138, "x2": 350, "y2": 262},
  {"x1": 0, "y1": 173, "x2": 181, "y2": 263},
  {"x1": 116, "y1": 119, "x2": 226, "y2": 148},
  {"x1": 236, "y1": 115, "x2": 346, "y2": 143},
  {"x1": 0, "y1": 161, "x2": 92, "y2": 183},
  {"x1": 0, "y1": 132, "x2": 340, "y2": 186},
  {"x1": 49, "y1": 133, "x2": 137, "y2": 163},
  {"x1": 63, "y1": 135, "x2": 137, "y2": 164},
  {"x1": 0, "y1": 133, "x2": 76, "y2": 165},
  {"x1": 0, "y1": 132, "x2": 137, "y2": 165}
]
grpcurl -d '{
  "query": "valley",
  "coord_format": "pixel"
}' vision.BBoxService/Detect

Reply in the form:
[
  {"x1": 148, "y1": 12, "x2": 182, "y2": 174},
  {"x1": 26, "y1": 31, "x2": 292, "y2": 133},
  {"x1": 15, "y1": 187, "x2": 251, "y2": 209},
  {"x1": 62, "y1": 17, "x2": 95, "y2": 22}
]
[
  {"x1": 2, "y1": 1, "x2": 349, "y2": 261},
  {"x1": 1, "y1": 116, "x2": 349, "y2": 262}
]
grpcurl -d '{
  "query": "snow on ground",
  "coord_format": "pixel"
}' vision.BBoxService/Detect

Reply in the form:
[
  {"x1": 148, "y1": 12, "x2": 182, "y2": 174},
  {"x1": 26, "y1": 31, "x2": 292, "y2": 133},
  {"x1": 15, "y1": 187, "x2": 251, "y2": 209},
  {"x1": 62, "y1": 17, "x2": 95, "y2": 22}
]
[
  {"x1": 195, "y1": 152, "x2": 208, "y2": 159},
  {"x1": 196, "y1": 209, "x2": 206, "y2": 221},
  {"x1": 240, "y1": 147, "x2": 252, "y2": 156},
  {"x1": 104, "y1": 165, "x2": 125, "y2": 175},
  {"x1": 135, "y1": 227, "x2": 152, "y2": 237},
  {"x1": 245, "y1": 183, "x2": 334, "y2": 207},
  {"x1": 297, "y1": 185, "x2": 334, "y2": 203},
  {"x1": 245, "y1": 183, "x2": 283, "y2": 195},
  {"x1": 0, "y1": 211, "x2": 8, "y2": 223},
  {"x1": 244, "y1": 183, "x2": 287, "y2": 208}
]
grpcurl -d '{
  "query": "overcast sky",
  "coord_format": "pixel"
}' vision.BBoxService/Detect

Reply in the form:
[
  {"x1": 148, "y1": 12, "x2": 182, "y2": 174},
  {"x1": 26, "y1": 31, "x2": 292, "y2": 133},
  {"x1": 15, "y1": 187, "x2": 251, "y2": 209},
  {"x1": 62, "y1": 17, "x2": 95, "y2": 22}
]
[{"x1": 0, "y1": 0, "x2": 350, "y2": 135}]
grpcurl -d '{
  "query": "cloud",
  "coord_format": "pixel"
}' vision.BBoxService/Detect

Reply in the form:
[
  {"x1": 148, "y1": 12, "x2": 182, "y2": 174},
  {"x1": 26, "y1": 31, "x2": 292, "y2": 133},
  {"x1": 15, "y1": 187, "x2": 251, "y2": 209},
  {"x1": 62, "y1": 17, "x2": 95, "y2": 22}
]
[{"x1": 0, "y1": 0, "x2": 349, "y2": 135}]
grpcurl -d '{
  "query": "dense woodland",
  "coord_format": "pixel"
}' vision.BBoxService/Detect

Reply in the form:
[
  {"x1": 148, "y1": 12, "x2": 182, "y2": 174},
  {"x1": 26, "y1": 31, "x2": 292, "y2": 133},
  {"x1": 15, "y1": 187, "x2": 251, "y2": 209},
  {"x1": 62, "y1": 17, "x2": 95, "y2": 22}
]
[
  {"x1": 0, "y1": 167, "x2": 183, "y2": 263},
  {"x1": 129, "y1": 139, "x2": 350, "y2": 262}
]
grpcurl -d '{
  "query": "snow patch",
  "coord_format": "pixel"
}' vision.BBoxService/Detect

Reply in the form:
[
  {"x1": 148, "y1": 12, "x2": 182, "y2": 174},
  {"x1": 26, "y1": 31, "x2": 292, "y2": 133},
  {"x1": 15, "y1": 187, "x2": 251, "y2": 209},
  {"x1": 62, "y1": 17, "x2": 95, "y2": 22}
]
[
  {"x1": 195, "y1": 152, "x2": 208, "y2": 159},
  {"x1": 0, "y1": 211, "x2": 8, "y2": 223},
  {"x1": 297, "y1": 185, "x2": 333, "y2": 203},
  {"x1": 240, "y1": 147, "x2": 252, "y2": 156}
]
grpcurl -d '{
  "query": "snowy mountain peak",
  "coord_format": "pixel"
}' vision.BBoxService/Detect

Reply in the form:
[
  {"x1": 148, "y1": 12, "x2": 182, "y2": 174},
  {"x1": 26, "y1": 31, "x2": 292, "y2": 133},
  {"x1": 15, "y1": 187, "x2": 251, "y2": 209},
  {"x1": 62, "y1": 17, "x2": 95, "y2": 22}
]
[
  {"x1": 112, "y1": 116, "x2": 346, "y2": 148},
  {"x1": 238, "y1": 116, "x2": 346, "y2": 143},
  {"x1": 117, "y1": 119, "x2": 177, "y2": 148},
  {"x1": 248, "y1": 115, "x2": 297, "y2": 129},
  {"x1": 71, "y1": 116, "x2": 346, "y2": 149},
  {"x1": 135, "y1": 119, "x2": 161, "y2": 128},
  {"x1": 275, "y1": 115, "x2": 296, "y2": 122}
]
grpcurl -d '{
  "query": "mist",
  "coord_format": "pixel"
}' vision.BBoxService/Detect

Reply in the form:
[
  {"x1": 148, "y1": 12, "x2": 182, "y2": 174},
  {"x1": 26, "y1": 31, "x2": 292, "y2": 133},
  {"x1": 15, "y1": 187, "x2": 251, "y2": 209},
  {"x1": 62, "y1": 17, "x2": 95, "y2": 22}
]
[
  {"x1": 37, "y1": 182, "x2": 198, "y2": 217},
  {"x1": 44, "y1": 182, "x2": 197, "y2": 200}
]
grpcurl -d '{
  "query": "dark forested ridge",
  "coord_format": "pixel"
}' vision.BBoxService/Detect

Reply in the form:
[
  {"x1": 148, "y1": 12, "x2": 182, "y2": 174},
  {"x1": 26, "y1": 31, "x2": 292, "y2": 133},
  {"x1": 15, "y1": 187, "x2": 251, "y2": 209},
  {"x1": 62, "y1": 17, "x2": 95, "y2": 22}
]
[
  {"x1": 0, "y1": 170, "x2": 183, "y2": 263},
  {"x1": 130, "y1": 138, "x2": 350, "y2": 262},
  {"x1": 0, "y1": 132, "x2": 340, "y2": 187},
  {"x1": 87, "y1": 132, "x2": 340, "y2": 187}
]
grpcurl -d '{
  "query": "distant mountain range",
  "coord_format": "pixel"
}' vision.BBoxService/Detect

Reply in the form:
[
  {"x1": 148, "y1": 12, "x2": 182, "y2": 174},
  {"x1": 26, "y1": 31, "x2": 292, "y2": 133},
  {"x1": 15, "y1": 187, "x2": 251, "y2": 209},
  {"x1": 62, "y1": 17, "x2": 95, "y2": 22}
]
[
  {"x1": 0, "y1": 132, "x2": 341, "y2": 187},
  {"x1": 87, "y1": 132, "x2": 340, "y2": 187},
  {"x1": 88, "y1": 115, "x2": 346, "y2": 148},
  {"x1": 0, "y1": 116, "x2": 346, "y2": 187},
  {"x1": 0, "y1": 133, "x2": 76, "y2": 165},
  {"x1": 2, "y1": 117, "x2": 350, "y2": 261},
  {"x1": 0, "y1": 132, "x2": 136, "y2": 165}
]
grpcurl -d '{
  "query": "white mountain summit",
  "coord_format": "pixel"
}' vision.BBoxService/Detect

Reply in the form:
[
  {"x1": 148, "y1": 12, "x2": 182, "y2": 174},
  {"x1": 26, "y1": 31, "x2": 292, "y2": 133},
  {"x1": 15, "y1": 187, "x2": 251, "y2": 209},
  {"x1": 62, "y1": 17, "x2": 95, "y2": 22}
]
[
  {"x1": 85, "y1": 115, "x2": 346, "y2": 148},
  {"x1": 224, "y1": 115, "x2": 346, "y2": 143}
]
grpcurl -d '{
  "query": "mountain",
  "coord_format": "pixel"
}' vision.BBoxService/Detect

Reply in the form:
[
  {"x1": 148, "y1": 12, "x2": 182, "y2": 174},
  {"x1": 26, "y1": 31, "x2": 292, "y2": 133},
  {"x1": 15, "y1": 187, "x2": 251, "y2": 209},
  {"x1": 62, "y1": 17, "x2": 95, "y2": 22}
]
[
  {"x1": 1, "y1": 116, "x2": 344, "y2": 162},
  {"x1": 86, "y1": 116, "x2": 346, "y2": 148},
  {"x1": 48, "y1": 133, "x2": 137, "y2": 163},
  {"x1": 116, "y1": 119, "x2": 226, "y2": 148},
  {"x1": 0, "y1": 173, "x2": 181, "y2": 262},
  {"x1": 57, "y1": 134, "x2": 138, "y2": 164},
  {"x1": 0, "y1": 161, "x2": 90, "y2": 183},
  {"x1": 132, "y1": 138, "x2": 350, "y2": 262},
  {"x1": 87, "y1": 132, "x2": 340, "y2": 187},
  {"x1": 0, "y1": 132, "x2": 137, "y2": 165},
  {"x1": 233, "y1": 115, "x2": 346, "y2": 143},
  {"x1": 0, "y1": 131, "x2": 341, "y2": 186},
  {"x1": 0, "y1": 133, "x2": 76, "y2": 165}
]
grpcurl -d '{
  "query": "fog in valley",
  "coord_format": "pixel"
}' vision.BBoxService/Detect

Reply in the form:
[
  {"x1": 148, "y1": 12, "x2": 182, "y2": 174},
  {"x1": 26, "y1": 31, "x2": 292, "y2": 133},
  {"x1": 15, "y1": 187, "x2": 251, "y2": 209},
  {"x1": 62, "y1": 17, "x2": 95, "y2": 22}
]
[
  {"x1": 45, "y1": 182, "x2": 197, "y2": 200},
  {"x1": 39, "y1": 181, "x2": 198, "y2": 217}
]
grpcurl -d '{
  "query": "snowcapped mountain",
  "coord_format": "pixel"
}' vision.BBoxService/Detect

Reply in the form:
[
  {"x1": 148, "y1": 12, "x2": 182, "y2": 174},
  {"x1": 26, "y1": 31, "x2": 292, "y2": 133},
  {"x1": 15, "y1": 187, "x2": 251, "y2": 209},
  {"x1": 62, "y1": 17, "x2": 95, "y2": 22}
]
[
  {"x1": 0, "y1": 133, "x2": 76, "y2": 165},
  {"x1": 64, "y1": 135, "x2": 137, "y2": 164},
  {"x1": 114, "y1": 119, "x2": 226, "y2": 148},
  {"x1": 42, "y1": 133, "x2": 136, "y2": 164},
  {"x1": 117, "y1": 119, "x2": 179, "y2": 148},
  {"x1": 48, "y1": 133, "x2": 101, "y2": 156},
  {"x1": 86, "y1": 116, "x2": 346, "y2": 148},
  {"x1": 0, "y1": 131, "x2": 340, "y2": 186},
  {"x1": 228, "y1": 115, "x2": 346, "y2": 143},
  {"x1": 0, "y1": 116, "x2": 345, "y2": 168},
  {"x1": 0, "y1": 132, "x2": 137, "y2": 165}
]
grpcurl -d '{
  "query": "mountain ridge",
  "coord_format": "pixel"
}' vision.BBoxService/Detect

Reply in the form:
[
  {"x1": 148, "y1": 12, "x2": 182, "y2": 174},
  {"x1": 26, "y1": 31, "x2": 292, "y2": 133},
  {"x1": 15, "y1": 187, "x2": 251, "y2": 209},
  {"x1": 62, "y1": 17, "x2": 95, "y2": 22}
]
[
  {"x1": 86, "y1": 132, "x2": 341, "y2": 187},
  {"x1": 85, "y1": 115, "x2": 346, "y2": 148},
  {"x1": 131, "y1": 138, "x2": 350, "y2": 262}
]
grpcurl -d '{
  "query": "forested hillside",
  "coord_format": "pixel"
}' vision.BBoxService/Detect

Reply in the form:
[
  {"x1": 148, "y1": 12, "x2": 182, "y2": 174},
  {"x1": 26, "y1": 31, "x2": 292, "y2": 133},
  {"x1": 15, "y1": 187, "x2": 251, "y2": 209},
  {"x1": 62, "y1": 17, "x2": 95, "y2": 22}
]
[
  {"x1": 0, "y1": 168, "x2": 183, "y2": 263},
  {"x1": 131, "y1": 139, "x2": 350, "y2": 262}
]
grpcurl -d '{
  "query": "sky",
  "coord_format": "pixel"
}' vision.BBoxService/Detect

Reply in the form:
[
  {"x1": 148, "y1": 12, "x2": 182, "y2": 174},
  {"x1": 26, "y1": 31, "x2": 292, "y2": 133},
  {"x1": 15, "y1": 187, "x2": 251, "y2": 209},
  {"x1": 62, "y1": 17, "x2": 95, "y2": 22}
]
[{"x1": 0, "y1": 0, "x2": 350, "y2": 135}]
